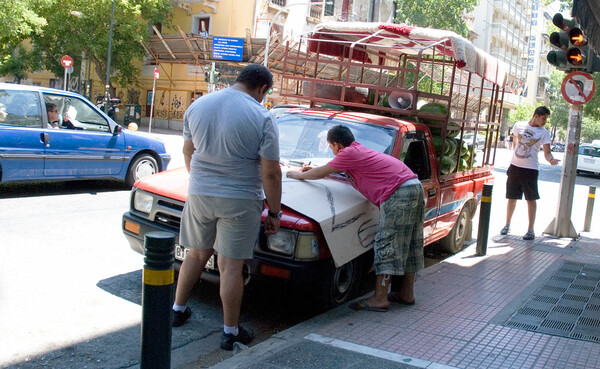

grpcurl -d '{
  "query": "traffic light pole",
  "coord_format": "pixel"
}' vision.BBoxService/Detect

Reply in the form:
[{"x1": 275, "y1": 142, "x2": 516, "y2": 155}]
[{"x1": 543, "y1": 104, "x2": 582, "y2": 239}]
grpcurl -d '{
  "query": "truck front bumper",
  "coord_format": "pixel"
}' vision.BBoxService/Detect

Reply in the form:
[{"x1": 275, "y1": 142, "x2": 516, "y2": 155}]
[{"x1": 122, "y1": 212, "x2": 334, "y2": 286}]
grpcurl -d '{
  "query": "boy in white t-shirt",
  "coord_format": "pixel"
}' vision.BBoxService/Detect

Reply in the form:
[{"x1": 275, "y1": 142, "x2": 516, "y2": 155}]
[{"x1": 500, "y1": 106, "x2": 560, "y2": 240}]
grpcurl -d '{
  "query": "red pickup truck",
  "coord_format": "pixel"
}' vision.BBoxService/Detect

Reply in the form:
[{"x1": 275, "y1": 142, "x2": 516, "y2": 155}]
[{"x1": 122, "y1": 22, "x2": 507, "y2": 306}]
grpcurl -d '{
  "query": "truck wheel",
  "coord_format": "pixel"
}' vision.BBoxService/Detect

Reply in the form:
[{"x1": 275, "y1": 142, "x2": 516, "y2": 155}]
[
  {"x1": 126, "y1": 154, "x2": 158, "y2": 187},
  {"x1": 439, "y1": 207, "x2": 470, "y2": 254},
  {"x1": 319, "y1": 257, "x2": 363, "y2": 308}
]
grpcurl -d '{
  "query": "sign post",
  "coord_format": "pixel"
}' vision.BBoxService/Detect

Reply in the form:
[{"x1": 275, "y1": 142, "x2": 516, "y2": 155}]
[
  {"x1": 60, "y1": 55, "x2": 74, "y2": 91},
  {"x1": 148, "y1": 68, "x2": 159, "y2": 133}
]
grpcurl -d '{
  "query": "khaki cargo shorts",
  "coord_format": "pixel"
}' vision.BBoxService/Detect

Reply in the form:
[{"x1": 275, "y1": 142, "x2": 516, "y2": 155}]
[{"x1": 180, "y1": 195, "x2": 264, "y2": 260}]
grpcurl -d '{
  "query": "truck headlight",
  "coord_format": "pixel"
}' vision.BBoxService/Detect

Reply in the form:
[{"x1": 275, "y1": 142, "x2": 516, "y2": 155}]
[
  {"x1": 133, "y1": 191, "x2": 153, "y2": 214},
  {"x1": 267, "y1": 230, "x2": 296, "y2": 255},
  {"x1": 295, "y1": 233, "x2": 319, "y2": 260}
]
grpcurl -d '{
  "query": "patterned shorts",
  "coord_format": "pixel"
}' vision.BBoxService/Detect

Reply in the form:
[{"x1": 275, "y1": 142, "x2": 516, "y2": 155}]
[{"x1": 374, "y1": 183, "x2": 425, "y2": 276}]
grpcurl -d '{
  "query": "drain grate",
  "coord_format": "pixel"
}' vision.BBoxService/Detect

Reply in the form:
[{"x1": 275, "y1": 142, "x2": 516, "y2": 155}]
[{"x1": 502, "y1": 261, "x2": 600, "y2": 343}]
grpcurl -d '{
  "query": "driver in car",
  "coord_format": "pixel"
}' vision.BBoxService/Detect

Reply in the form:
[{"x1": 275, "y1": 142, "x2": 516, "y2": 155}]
[{"x1": 46, "y1": 103, "x2": 76, "y2": 129}]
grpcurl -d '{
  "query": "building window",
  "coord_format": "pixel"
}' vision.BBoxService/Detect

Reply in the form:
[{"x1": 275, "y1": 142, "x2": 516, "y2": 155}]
[
  {"x1": 325, "y1": 1, "x2": 334, "y2": 16},
  {"x1": 192, "y1": 15, "x2": 211, "y2": 34}
]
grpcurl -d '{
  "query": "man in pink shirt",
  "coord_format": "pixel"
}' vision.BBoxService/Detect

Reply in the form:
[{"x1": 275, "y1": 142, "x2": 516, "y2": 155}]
[{"x1": 286, "y1": 125, "x2": 424, "y2": 311}]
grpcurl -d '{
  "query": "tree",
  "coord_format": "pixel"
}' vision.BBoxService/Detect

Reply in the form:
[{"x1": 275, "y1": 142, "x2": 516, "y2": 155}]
[
  {"x1": 394, "y1": 0, "x2": 479, "y2": 37},
  {"x1": 1, "y1": 0, "x2": 172, "y2": 93},
  {"x1": 0, "y1": 0, "x2": 48, "y2": 56},
  {"x1": 581, "y1": 116, "x2": 600, "y2": 142}
]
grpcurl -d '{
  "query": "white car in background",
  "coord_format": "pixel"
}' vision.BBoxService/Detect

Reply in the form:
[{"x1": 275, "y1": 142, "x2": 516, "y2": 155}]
[{"x1": 577, "y1": 143, "x2": 600, "y2": 176}]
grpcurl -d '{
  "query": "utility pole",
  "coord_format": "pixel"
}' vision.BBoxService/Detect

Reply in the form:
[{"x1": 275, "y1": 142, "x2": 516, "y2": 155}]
[{"x1": 544, "y1": 104, "x2": 582, "y2": 239}]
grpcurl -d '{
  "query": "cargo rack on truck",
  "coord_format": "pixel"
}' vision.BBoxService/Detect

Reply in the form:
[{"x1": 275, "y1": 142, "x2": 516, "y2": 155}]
[{"x1": 276, "y1": 22, "x2": 509, "y2": 177}]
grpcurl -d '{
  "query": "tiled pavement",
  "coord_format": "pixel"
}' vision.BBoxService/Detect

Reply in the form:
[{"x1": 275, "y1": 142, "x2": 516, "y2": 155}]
[{"x1": 212, "y1": 233, "x2": 600, "y2": 369}]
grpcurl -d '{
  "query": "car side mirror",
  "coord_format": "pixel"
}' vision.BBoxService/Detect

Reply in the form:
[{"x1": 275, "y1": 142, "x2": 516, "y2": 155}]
[{"x1": 113, "y1": 125, "x2": 122, "y2": 135}]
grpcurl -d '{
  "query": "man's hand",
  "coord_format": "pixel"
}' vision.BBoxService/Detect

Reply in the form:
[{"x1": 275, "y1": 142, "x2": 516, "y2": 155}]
[
  {"x1": 550, "y1": 158, "x2": 560, "y2": 165},
  {"x1": 286, "y1": 170, "x2": 303, "y2": 180},
  {"x1": 263, "y1": 216, "x2": 280, "y2": 235}
]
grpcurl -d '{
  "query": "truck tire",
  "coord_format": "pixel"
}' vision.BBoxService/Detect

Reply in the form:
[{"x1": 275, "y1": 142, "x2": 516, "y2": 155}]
[
  {"x1": 126, "y1": 154, "x2": 158, "y2": 188},
  {"x1": 439, "y1": 206, "x2": 470, "y2": 254},
  {"x1": 319, "y1": 257, "x2": 364, "y2": 308}
]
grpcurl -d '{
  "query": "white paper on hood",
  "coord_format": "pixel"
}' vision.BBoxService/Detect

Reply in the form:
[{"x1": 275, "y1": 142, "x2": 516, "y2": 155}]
[{"x1": 281, "y1": 169, "x2": 379, "y2": 267}]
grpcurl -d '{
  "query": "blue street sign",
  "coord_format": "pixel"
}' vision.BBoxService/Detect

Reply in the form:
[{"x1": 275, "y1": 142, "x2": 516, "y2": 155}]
[{"x1": 212, "y1": 37, "x2": 244, "y2": 61}]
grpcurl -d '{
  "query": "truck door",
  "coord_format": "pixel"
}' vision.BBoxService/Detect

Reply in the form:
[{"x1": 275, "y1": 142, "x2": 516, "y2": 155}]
[{"x1": 399, "y1": 131, "x2": 439, "y2": 243}]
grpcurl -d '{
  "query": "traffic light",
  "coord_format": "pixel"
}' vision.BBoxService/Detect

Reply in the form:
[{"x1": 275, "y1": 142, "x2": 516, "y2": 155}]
[{"x1": 547, "y1": 13, "x2": 590, "y2": 71}]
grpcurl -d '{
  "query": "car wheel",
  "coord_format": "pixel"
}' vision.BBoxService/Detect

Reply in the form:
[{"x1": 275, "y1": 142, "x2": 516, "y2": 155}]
[
  {"x1": 319, "y1": 256, "x2": 364, "y2": 308},
  {"x1": 439, "y1": 206, "x2": 471, "y2": 254},
  {"x1": 126, "y1": 154, "x2": 158, "y2": 187}
]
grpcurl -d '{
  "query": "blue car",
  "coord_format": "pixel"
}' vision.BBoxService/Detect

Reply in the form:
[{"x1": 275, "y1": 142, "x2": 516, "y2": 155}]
[{"x1": 0, "y1": 83, "x2": 170, "y2": 186}]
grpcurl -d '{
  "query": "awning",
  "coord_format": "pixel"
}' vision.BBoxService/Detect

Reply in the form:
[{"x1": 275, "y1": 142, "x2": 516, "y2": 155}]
[{"x1": 573, "y1": 0, "x2": 600, "y2": 56}]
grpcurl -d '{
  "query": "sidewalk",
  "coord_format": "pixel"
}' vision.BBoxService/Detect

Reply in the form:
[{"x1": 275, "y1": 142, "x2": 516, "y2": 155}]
[{"x1": 208, "y1": 232, "x2": 600, "y2": 369}]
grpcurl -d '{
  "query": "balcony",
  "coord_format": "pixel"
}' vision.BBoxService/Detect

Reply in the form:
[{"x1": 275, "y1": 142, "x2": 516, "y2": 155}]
[{"x1": 269, "y1": 0, "x2": 286, "y2": 8}]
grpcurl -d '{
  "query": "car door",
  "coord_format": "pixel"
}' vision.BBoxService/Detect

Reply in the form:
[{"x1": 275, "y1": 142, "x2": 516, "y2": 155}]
[
  {"x1": 42, "y1": 93, "x2": 125, "y2": 178},
  {"x1": 0, "y1": 89, "x2": 45, "y2": 182},
  {"x1": 578, "y1": 145, "x2": 600, "y2": 173}
]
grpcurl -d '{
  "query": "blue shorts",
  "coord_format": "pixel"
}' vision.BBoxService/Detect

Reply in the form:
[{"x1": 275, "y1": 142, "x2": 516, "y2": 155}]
[{"x1": 374, "y1": 182, "x2": 425, "y2": 276}]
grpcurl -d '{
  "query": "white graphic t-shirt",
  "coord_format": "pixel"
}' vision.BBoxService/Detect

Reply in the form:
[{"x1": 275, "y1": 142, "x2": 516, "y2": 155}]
[{"x1": 510, "y1": 120, "x2": 551, "y2": 170}]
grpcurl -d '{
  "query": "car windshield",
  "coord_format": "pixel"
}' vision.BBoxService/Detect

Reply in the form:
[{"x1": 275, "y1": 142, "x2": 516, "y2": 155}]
[
  {"x1": 581, "y1": 146, "x2": 600, "y2": 157},
  {"x1": 276, "y1": 112, "x2": 395, "y2": 166}
]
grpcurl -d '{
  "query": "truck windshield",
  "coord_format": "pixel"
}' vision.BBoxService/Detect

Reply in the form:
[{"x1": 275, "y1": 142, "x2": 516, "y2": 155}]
[{"x1": 277, "y1": 113, "x2": 395, "y2": 166}]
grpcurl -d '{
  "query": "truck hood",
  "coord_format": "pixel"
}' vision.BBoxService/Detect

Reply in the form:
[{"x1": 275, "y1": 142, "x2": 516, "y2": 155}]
[
  {"x1": 281, "y1": 168, "x2": 379, "y2": 267},
  {"x1": 136, "y1": 166, "x2": 379, "y2": 267},
  {"x1": 135, "y1": 166, "x2": 189, "y2": 202}
]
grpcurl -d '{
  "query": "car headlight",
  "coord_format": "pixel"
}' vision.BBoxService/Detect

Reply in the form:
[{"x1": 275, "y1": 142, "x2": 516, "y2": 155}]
[
  {"x1": 133, "y1": 191, "x2": 154, "y2": 214},
  {"x1": 295, "y1": 232, "x2": 319, "y2": 260},
  {"x1": 267, "y1": 230, "x2": 297, "y2": 255}
]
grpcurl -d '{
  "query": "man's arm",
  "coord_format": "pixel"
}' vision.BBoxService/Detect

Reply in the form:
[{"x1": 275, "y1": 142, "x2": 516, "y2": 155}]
[
  {"x1": 286, "y1": 165, "x2": 340, "y2": 180},
  {"x1": 183, "y1": 139, "x2": 195, "y2": 173},
  {"x1": 543, "y1": 144, "x2": 560, "y2": 165},
  {"x1": 261, "y1": 157, "x2": 282, "y2": 235}
]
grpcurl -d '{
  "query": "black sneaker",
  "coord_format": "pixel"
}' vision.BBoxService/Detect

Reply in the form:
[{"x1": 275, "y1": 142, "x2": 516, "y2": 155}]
[
  {"x1": 500, "y1": 225, "x2": 510, "y2": 235},
  {"x1": 172, "y1": 307, "x2": 191, "y2": 327},
  {"x1": 523, "y1": 230, "x2": 535, "y2": 240},
  {"x1": 221, "y1": 325, "x2": 254, "y2": 350}
]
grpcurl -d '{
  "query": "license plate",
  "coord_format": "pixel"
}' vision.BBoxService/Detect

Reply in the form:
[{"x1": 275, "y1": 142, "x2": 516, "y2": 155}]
[
  {"x1": 174, "y1": 244, "x2": 215, "y2": 270},
  {"x1": 584, "y1": 158, "x2": 595, "y2": 164}
]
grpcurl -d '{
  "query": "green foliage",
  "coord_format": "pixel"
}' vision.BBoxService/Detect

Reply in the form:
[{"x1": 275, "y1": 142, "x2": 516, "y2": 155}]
[
  {"x1": 545, "y1": 69, "x2": 570, "y2": 131},
  {"x1": 507, "y1": 103, "x2": 535, "y2": 125},
  {"x1": 0, "y1": 0, "x2": 48, "y2": 55},
  {"x1": 1, "y1": 0, "x2": 172, "y2": 90},
  {"x1": 583, "y1": 73, "x2": 600, "y2": 120},
  {"x1": 581, "y1": 116, "x2": 600, "y2": 142},
  {"x1": 393, "y1": 0, "x2": 479, "y2": 37}
]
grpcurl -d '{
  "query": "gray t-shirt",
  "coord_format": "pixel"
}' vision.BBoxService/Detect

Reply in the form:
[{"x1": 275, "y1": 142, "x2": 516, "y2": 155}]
[{"x1": 183, "y1": 88, "x2": 279, "y2": 200}]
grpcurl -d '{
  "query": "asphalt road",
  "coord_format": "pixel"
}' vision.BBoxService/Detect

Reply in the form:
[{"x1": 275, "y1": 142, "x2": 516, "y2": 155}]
[{"x1": 1, "y1": 133, "x2": 599, "y2": 369}]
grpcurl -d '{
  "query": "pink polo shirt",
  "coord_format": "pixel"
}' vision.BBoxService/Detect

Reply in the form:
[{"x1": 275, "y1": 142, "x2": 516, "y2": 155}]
[{"x1": 327, "y1": 141, "x2": 417, "y2": 206}]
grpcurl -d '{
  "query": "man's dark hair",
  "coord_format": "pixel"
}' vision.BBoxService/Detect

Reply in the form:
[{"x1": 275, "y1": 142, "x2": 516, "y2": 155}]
[
  {"x1": 327, "y1": 125, "x2": 355, "y2": 147},
  {"x1": 533, "y1": 106, "x2": 550, "y2": 117},
  {"x1": 235, "y1": 64, "x2": 273, "y2": 90},
  {"x1": 46, "y1": 103, "x2": 57, "y2": 112}
]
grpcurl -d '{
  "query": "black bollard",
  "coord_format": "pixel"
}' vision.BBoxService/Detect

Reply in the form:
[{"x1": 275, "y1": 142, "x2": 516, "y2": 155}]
[
  {"x1": 583, "y1": 186, "x2": 596, "y2": 232},
  {"x1": 476, "y1": 184, "x2": 493, "y2": 256},
  {"x1": 141, "y1": 232, "x2": 175, "y2": 369}
]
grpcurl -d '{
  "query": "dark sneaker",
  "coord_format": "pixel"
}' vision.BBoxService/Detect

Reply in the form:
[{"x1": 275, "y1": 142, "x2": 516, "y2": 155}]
[
  {"x1": 221, "y1": 325, "x2": 254, "y2": 351},
  {"x1": 523, "y1": 230, "x2": 535, "y2": 240},
  {"x1": 172, "y1": 307, "x2": 191, "y2": 327},
  {"x1": 500, "y1": 225, "x2": 510, "y2": 235}
]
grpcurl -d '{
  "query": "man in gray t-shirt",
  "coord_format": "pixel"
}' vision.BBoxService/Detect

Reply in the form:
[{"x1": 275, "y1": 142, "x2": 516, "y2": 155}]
[{"x1": 172, "y1": 65, "x2": 282, "y2": 351}]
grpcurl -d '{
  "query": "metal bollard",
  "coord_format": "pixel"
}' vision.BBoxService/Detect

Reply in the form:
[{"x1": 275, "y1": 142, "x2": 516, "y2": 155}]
[
  {"x1": 141, "y1": 232, "x2": 175, "y2": 369},
  {"x1": 476, "y1": 184, "x2": 493, "y2": 256},
  {"x1": 583, "y1": 186, "x2": 596, "y2": 232}
]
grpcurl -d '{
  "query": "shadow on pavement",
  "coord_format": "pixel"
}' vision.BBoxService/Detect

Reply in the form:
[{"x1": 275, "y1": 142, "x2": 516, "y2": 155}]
[{"x1": 0, "y1": 179, "x2": 128, "y2": 199}]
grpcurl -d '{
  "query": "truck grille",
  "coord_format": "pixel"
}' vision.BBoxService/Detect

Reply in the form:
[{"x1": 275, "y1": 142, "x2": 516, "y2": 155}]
[{"x1": 155, "y1": 212, "x2": 181, "y2": 229}]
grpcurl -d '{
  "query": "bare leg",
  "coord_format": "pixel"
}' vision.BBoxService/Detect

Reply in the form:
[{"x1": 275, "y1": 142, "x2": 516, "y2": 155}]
[
  {"x1": 389, "y1": 272, "x2": 415, "y2": 304},
  {"x1": 217, "y1": 255, "x2": 246, "y2": 327},
  {"x1": 174, "y1": 248, "x2": 214, "y2": 306},
  {"x1": 526, "y1": 200, "x2": 537, "y2": 230},
  {"x1": 506, "y1": 199, "x2": 517, "y2": 225}
]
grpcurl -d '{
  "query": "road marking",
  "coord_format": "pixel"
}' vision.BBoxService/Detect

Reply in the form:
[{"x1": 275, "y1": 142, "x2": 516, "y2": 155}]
[{"x1": 304, "y1": 333, "x2": 459, "y2": 369}]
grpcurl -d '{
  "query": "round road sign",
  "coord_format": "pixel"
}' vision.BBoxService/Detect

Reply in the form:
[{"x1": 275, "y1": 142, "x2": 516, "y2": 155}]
[
  {"x1": 561, "y1": 71, "x2": 595, "y2": 105},
  {"x1": 61, "y1": 55, "x2": 74, "y2": 69}
]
